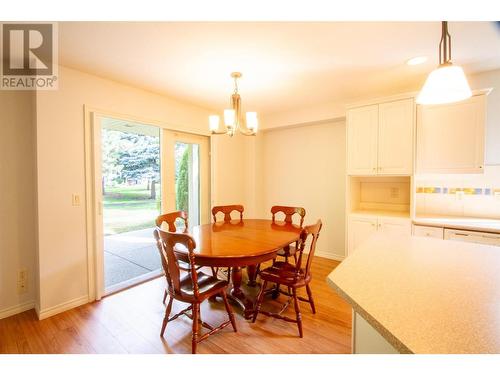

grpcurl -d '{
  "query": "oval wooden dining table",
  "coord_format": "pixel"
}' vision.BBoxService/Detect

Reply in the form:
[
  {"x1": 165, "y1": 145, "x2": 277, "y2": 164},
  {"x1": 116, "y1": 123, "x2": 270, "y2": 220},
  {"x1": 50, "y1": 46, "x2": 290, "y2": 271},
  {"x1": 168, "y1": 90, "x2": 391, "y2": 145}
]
[{"x1": 174, "y1": 219, "x2": 302, "y2": 319}]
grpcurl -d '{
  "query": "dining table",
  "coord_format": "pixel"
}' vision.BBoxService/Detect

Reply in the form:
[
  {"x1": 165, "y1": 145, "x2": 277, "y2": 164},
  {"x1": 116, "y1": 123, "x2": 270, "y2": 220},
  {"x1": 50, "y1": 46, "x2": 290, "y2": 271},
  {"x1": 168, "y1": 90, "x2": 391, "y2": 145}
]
[{"x1": 174, "y1": 219, "x2": 302, "y2": 319}]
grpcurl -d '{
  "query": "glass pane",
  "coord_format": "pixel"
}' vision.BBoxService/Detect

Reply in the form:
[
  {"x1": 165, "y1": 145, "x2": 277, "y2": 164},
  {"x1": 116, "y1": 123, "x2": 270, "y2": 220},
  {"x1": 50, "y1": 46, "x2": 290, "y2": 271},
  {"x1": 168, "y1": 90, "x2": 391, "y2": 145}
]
[
  {"x1": 175, "y1": 142, "x2": 200, "y2": 228},
  {"x1": 101, "y1": 117, "x2": 162, "y2": 291}
]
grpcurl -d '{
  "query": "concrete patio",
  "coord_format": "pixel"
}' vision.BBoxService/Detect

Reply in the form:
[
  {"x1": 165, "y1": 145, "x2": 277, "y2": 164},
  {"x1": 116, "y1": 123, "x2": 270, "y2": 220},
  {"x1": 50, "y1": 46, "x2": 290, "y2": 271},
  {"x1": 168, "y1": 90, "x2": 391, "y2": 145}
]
[{"x1": 104, "y1": 228, "x2": 161, "y2": 288}]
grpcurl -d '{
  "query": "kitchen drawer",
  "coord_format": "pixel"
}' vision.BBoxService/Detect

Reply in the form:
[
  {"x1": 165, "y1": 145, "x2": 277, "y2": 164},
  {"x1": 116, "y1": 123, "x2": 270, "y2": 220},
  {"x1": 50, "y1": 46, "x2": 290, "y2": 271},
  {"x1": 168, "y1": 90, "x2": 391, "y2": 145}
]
[
  {"x1": 444, "y1": 229, "x2": 500, "y2": 246},
  {"x1": 412, "y1": 225, "x2": 444, "y2": 239}
]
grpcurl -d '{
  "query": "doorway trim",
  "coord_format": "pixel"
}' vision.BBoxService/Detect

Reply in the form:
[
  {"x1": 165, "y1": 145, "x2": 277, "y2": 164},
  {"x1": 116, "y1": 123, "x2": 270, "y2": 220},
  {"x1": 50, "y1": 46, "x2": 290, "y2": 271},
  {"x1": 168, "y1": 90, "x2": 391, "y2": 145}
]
[{"x1": 83, "y1": 105, "x2": 212, "y2": 302}]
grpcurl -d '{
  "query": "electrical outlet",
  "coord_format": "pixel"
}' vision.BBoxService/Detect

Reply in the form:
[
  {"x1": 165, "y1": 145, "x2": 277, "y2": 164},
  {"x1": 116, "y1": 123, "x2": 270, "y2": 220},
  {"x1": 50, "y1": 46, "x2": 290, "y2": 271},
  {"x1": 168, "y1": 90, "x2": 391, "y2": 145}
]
[
  {"x1": 455, "y1": 191, "x2": 465, "y2": 201},
  {"x1": 17, "y1": 269, "x2": 28, "y2": 294},
  {"x1": 72, "y1": 194, "x2": 81, "y2": 206}
]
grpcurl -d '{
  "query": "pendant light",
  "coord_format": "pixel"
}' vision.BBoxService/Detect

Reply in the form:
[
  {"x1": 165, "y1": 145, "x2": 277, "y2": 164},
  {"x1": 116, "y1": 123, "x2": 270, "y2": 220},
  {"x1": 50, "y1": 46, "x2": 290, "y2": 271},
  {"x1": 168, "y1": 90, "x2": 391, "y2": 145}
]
[{"x1": 417, "y1": 21, "x2": 472, "y2": 105}]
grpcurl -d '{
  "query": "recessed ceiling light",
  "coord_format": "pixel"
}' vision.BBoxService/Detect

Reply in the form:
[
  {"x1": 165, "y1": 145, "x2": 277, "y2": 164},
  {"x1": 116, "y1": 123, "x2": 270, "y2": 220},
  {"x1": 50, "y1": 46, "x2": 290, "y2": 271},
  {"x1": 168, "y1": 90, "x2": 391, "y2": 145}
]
[{"x1": 406, "y1": 56, "x2": 428, "y2": 66}]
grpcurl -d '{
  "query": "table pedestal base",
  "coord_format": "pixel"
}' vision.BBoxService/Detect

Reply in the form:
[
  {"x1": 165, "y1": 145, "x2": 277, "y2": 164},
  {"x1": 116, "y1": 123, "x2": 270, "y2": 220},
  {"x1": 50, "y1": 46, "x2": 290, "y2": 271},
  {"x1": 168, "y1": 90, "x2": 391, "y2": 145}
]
[{"x1": 228, "y1": 266, "x2": 260, "y2": 319}]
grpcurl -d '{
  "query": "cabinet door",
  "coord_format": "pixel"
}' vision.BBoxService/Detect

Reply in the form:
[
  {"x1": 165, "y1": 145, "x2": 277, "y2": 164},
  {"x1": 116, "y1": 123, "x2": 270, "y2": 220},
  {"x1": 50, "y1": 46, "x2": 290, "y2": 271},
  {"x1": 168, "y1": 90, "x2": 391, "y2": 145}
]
[
  {"x1": 348, "y1": 216, "x2": 378, "y2": 255},
  {"x1": 347, "y1": 105, "x2": 378, "y2": 175},
  {"x1": 417, "y1": 95, "x2": 486, "y2": 174},
  {"x1": 378, "y1": 99, "x2": 414, "y2": 175},
  {"x1": 378, "y1": 217, "x2": 411, "y2": 236}
]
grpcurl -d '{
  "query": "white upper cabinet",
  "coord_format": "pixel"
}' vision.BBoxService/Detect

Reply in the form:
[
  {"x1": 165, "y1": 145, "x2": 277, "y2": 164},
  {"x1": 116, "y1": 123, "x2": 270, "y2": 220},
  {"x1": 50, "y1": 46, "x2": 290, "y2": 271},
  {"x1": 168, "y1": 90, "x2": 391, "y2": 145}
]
[
  {"x1": 378, "y1": 99, "x2": 414, "y2": 175},
  {"x1": 347, "y1": 99, "x2": 415, "y2": 176},
  {"x1": 347, "y1": 105, "x2": 378, "y2": 175},
  {"x1": 416, "y1": 94, "x2": 486, "y2": 174}
]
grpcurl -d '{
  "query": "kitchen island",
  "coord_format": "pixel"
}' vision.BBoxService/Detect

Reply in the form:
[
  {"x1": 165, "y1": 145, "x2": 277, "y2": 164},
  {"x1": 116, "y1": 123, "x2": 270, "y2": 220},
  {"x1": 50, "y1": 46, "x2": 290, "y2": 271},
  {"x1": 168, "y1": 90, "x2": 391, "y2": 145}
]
[{"x1": 327, "y1": 233, "x2": 500, "y2": 354}]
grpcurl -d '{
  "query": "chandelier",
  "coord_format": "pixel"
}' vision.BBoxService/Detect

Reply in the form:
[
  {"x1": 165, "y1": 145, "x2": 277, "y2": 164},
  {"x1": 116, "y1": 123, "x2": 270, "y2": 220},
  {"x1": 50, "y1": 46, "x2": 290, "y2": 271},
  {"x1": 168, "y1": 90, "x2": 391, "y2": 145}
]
[{"x1": 209, "y1": 72, "x2": 258, "y2": 136}]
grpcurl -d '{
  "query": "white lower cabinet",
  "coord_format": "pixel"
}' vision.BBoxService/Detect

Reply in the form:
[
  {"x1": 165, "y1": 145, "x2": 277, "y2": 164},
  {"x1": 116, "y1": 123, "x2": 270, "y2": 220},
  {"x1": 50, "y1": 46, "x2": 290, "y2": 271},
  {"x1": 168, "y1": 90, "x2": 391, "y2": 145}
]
[
  {"x1": 378, "y1": 216, "x2": 412, "y2": 235},
  {"x1": 348, "y1": 215, "x2": 411, "y2": 255},
  {"x1": 348, "y1": 216, "x2": 378, "y2": 255},
  {"x1": 411, "y1": 225, "x2": 500, "y2": 247},
  {"x1": 444, "y1": 229, "x2": 500, "y2": 246},
  {"x1": 412, "y1": 225, "x2": 444, "y2": 239}
]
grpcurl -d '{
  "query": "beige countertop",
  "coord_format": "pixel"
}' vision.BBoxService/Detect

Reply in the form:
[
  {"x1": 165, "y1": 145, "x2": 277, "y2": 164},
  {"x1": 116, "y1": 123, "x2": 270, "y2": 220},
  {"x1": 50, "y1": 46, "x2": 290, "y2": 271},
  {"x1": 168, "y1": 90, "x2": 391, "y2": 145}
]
[
  {"x1": 327, "y1": 233, "x2": 500, "y2": 353},
  {"x1": 413, "y1": 215, "x2": 500, "y2": 234}
]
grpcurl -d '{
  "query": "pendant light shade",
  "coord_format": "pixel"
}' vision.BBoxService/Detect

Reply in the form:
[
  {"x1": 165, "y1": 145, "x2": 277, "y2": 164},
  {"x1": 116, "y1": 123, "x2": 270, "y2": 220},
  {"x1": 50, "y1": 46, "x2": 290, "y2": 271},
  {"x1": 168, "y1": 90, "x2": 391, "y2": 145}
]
[
  {"x1": 417, "y1": 65, "x2": 472, "y2": 105},
  {"x1": 416, "y1": 21, "x2": 472, "y2": 105}
]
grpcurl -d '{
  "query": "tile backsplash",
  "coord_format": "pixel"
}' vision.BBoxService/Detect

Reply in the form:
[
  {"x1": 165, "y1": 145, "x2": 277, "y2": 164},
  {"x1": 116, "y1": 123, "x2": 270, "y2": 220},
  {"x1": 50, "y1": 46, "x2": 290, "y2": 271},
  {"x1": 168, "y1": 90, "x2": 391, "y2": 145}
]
[{"x1": 415, "y1": 166, "x2": 500, "y2": 219}]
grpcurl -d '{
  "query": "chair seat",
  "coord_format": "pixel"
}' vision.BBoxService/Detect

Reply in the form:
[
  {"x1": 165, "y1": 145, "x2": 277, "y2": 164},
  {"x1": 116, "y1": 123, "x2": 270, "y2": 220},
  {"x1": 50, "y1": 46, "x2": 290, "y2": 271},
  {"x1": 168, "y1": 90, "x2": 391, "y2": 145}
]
[
  {"x1": 178, "y1": 271, "x2": 228, "y2": 300},
  {"x1": 259, "y1": 261, "x2": 310, "y2": 287},
  {"x1": 276, "y1": 245, "x2": 297, "y2": 257}
]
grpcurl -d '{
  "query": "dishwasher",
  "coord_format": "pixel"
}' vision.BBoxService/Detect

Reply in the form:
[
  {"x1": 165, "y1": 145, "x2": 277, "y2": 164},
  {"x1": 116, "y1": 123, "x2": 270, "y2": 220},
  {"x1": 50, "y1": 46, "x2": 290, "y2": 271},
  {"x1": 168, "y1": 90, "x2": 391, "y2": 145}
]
[{"x1": 444, "y1": 228, "x2": 500, "y2": 246}]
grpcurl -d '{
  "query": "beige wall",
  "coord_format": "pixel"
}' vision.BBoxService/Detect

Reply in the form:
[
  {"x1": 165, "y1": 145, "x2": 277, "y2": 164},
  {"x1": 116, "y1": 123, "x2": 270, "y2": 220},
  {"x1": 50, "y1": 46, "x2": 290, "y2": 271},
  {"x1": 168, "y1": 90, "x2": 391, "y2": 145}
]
[
  {"x1": 0, "y1": 91, "x2": 37, "y2": 317},
  {"x1": 211, "y1": 133, "x2": 254, "y2": 216},
  {"x1": 257, "y1": 120, "x2": 347, "y2": 260},
  {"x1": 34, "y1": 66, "x2": 220, "y2": 315}
]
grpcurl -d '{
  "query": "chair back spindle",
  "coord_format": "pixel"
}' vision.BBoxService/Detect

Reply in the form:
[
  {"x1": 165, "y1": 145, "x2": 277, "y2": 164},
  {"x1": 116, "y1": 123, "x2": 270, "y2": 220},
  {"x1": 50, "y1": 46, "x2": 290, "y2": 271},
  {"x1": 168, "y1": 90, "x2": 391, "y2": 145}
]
[
  {"x1": 155, "y1": 211, "x2": 189, "y2": 232},
  {"x1": 212, "y1": 205, "x2": 244, "y2": 222},
  {"x1": 271, "y1": 206, "x2": 306, "y2": 227}
]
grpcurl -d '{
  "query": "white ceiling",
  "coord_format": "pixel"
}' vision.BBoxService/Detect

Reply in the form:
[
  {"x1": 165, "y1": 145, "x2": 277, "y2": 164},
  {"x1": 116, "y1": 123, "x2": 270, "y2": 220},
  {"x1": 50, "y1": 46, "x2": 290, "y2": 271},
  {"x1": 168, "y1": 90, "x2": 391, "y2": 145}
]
[{"x1": 59, "y1": 22, "x2": 500, "y2": 115}]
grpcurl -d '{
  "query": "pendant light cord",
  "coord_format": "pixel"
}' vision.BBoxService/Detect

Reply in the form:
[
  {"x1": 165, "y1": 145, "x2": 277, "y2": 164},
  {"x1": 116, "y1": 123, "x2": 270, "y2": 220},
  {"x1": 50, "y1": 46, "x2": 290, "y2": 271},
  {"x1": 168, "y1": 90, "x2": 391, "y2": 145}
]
[{"x1": 439, "y1": 21, "x2": 452, "y2": 65}]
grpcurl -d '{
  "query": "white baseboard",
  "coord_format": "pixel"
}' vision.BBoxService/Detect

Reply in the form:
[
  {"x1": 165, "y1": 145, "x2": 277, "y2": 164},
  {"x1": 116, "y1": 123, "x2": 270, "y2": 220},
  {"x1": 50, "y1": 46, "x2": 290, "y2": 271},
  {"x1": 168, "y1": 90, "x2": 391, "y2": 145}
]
[
  {"x1": 36, "y1": 295, "x2": 89, "y2": 320},
  {"x1": 0, "y1": 300, "x2": 35, "y2": 320},
  {"x1": 315, "y1": 250, "x2": 345, "y2": 262}
]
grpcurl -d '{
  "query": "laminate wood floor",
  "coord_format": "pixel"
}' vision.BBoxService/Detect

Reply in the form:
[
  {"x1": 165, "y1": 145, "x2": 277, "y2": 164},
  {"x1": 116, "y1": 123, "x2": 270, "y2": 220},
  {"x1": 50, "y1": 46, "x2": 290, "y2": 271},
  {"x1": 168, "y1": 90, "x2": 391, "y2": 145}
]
[{"x1": 0, "y1": 257, "x2": 351, "y2": 354}]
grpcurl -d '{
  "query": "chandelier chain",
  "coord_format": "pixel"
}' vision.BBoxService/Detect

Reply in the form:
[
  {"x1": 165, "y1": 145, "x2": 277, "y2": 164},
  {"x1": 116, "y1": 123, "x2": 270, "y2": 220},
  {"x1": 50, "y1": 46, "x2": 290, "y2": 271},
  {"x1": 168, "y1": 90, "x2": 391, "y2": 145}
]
[{"x1": 233, "y1": 76, "x2": 239, "y2": 94}]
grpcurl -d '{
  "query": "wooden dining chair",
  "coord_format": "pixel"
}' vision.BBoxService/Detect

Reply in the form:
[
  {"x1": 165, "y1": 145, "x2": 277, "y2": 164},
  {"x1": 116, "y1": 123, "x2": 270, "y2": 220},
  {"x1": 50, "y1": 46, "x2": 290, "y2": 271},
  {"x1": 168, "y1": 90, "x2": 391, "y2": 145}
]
[
  {"x1": 211, "y1": 205, "x2": 244, "y2": 279},
  {"x1": 155, "y1": 210, "x2": 189, "y2": 233},
  {"x1": 271, "y1": 206, "x2": 306, "y2": 263},
  {"x1": 156, "y1": 211, "x2": 192, "y2": 304},
  {"x1": 252, "y1": 220, "x2": 322, "y2": 338},
  {"x1": 212, "y1": 204, "x2": 244, "y2": 222},
  {"x1": 153, "y1": 228, "x2": 237, "y2": 354}
]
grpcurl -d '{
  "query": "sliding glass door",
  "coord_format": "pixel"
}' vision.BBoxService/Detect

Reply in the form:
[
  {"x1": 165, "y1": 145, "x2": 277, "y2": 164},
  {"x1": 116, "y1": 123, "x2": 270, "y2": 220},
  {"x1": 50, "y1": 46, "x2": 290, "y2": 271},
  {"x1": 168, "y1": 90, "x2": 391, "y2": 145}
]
[{"x1": 92, "y1": 114, "x2": 210, "y2": 296}]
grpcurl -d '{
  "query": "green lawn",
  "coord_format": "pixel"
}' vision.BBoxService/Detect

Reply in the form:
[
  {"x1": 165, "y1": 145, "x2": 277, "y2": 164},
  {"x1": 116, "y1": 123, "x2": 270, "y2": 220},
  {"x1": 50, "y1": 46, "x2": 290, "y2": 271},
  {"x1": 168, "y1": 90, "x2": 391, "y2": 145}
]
[{"x1": 103, "y1": 184, "x2": 161, "y2": 235}]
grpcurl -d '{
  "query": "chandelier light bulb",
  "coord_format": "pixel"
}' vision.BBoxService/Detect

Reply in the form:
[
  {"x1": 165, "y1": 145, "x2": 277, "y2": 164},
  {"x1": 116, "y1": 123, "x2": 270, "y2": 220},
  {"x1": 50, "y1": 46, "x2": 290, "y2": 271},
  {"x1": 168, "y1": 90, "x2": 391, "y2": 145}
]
[
  {"x1": 224, "y1": 109, "x2": 236, "y2": 128},
  {"x1": 209, "y1": 115, "x2": 220, "y2": 132},
  {"x1": 246, "y1": 112, "x2": 258, "y2": 132}
]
